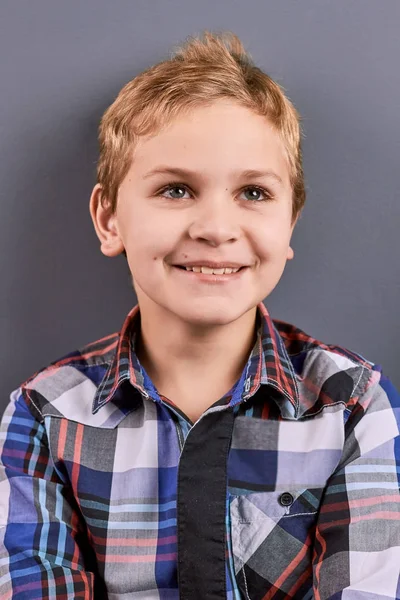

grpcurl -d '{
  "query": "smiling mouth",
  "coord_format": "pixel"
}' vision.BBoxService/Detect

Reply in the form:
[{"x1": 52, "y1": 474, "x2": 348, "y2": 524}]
[{"x1": 174, "y1": 265, "x2": 246, "y2": 275}]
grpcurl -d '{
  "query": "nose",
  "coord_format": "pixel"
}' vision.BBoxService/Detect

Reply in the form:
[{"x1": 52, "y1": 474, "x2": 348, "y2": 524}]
[{"x1": 187, "y1": 195, "x2": 241, "y2": 247}]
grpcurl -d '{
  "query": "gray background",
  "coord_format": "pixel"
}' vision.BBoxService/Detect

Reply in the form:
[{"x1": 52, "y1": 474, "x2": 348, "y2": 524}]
[{"x1": 1, "y1": 0, "x2": 399, "y2": 414}]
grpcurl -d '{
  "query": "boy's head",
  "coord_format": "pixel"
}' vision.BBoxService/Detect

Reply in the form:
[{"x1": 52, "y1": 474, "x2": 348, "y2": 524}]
[{"x1": 90, "y1": 31, "x2": 305, "y2": 327}]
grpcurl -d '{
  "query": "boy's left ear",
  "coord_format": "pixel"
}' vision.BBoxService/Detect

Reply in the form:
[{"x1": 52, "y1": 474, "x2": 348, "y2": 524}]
[{"x1": 287, "y1": 212, "x2": 299, "y2": 260}]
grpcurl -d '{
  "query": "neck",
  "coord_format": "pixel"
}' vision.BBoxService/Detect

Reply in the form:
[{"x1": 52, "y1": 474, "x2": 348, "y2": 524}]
[{"x1": 135, "y1": 303, "x2": 259, "y2": 415}]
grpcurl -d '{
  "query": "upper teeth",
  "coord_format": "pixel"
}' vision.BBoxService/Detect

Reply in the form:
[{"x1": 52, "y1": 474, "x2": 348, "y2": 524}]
[{"x1": 185, "y1": 266, "x2": 241, "y2": 274}]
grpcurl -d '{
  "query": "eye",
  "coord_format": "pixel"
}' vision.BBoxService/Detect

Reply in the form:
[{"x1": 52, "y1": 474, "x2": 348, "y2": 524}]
[
  {"x1": 240, "y1": 186, "x2": 272, "y2": 202},
  {"x1": 158, "y1": 183, "x2": 192, "y2": 200},
  {"x1": 156, "y1": 183, "x2": 273, "y2": 202}
]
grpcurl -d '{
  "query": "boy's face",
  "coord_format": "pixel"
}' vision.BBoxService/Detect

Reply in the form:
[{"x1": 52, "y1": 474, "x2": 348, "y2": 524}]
[{"x1": 91, "y1": 99, "x2": 297, "y2": 327}]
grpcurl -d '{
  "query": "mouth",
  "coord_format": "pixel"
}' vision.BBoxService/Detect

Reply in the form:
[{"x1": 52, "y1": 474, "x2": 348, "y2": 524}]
[
  {"x1": 174, "y1": 265, "x2": 246, "y2": 275},
  {"x1": 171, "y1": 264, "x2": 249, "y2": 283}
]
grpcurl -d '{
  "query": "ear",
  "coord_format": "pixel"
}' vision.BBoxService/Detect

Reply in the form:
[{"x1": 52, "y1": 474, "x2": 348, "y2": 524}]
[
  {"x1": 89, "y1": 184, "x2": 125, "y2": 257},
  {"x1": 287, "y1": 209, "x2": 300, "y2": 261}
]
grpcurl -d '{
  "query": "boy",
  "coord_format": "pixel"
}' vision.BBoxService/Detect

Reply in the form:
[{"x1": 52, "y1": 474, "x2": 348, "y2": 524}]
[{"x1": 0, "y1": 31, "x2": 399, "y2": 600}]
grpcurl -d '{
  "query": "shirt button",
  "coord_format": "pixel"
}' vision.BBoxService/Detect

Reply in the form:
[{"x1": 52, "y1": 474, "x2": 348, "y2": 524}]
[{"x1": 279, "y1": 492, "x2": 294, "y2": 507}]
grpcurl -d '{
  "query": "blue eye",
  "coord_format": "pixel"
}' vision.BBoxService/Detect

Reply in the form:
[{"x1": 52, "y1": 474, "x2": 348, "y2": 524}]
[
  {"x1": 241, "y1": 186, "x2": 271, "y2": 202},
  {"x1": 157, "y1": 183, "x2": 272, "y2": 202},
  {"x1": 160, "y1": 184, "x2": 191, "y2": 199}
]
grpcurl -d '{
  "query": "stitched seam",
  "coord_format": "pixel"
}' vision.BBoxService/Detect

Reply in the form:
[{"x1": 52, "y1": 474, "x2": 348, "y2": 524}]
[
  {"x1": 283, "y1": 349, "x2": 300, "y2": 411},
  {"x1": 175, "y1": 423, "x2": 184, "y2": 453},
  {"x1": 25, "y1": 392, "x2": 44, "y2": 421},
  {"x1": 39, "y1": 413, "x2": 132, "y2": 430},
  {"x1": 24, "y1": 360, "x2": 111, "y2": 388},
  {"x1": 296, "y1": 400, "x2": 348, "y2": 419},
  {"x1": 242, "y1": 567, "x2": 251, "y2": 600},
  {"x1": 350, "y1": 366, "x2": 365, "y2": 398},
  {"x1": 283, "y1": 510, "x2": 318, "y2": 518},
  {"x1": 300, "y1": 346, "x2": 373, "y2": 370},
  {"x1": 239, "y1": 509, "x2": 317, "y2": 524}
]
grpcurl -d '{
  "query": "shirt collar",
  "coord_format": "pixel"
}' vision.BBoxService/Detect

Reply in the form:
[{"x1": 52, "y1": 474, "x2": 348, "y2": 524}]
[
  {"x1": 92, "y1": 304, "x2": 144, "y2": 414},
  {"x1": 92, "y1": 302, "x2": 300, "y2": 417},
  {"x1": 240, "y1": 302, "x2": 300, "y2": 417}
]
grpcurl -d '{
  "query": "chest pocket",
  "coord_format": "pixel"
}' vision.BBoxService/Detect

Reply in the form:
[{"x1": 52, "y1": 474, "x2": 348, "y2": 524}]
[
  {"x1": 227, "y1": 411, "x2": 344, "y2": 599},
  {"x1": 229, "y1": 486, "x2": 322, "y2": 599}
]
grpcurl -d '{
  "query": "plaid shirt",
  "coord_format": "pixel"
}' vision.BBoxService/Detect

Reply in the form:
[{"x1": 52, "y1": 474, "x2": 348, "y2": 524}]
[{"x1": 0, "y1": 302, "x2": 399, "y2": 599}]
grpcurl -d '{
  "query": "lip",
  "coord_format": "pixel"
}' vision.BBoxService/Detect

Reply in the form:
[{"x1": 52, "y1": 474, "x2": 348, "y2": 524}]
[
  {"x1": 173, "y1": 261, "x2": 249, "y2": 269},
  {"x1": 172, "y1": 265, "x2": 249, "y2": 284}
]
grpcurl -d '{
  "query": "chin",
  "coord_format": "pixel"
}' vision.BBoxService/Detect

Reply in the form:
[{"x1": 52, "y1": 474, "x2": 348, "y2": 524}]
[{"x1": 172, "y1": 300, "x2": 253, "y2": 328}]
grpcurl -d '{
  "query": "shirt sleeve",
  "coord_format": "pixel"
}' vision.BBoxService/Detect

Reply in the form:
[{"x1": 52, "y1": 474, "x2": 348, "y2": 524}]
[
  {"x1": 0, "y1": 388, "x2": 96, "y2": 599},
  {"x1": 313, "y1": 365, "x2": 400, "y2": 600}
]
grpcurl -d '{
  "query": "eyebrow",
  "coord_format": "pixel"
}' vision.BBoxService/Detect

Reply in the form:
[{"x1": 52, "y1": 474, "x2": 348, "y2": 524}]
[{"x1": 142, "y1": 166, "x2": 284, "y2": 186}]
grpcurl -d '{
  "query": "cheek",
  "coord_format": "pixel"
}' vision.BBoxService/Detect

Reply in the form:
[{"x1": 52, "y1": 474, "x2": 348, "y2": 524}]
[
  {"x1": 125, "y1": 225, "x2": 175, "y2": 267},
  {"x1": 252, "y1": 222, "x2": 292, "y2": 260}
]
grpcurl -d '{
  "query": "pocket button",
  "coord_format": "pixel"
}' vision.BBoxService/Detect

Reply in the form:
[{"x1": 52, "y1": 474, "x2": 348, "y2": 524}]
[{"x1": 279, "y1": 492, "x2": 294, "y2": 507}]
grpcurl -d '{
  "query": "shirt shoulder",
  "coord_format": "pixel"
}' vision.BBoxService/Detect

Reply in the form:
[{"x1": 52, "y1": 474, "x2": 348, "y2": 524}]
[
  {"x1": 273, "y1": 318, "x2": 373, "y2": 368},
  {"x1": 272, "y1": 318, "x2": 392, "y2": 414},
  {"x1": 16, "y1": 330, "x2": 120, "y2": 425}
]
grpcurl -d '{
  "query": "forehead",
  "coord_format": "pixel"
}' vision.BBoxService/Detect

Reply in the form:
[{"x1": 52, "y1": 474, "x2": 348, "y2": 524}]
[{"x1": 131, "y1": 100, "x2": 290, "y2": 185}]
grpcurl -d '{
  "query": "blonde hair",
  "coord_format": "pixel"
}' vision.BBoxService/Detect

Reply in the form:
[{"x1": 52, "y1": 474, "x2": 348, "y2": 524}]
[{"x1": 97, "y1": 31, "x2": 305, "y2": 224}]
